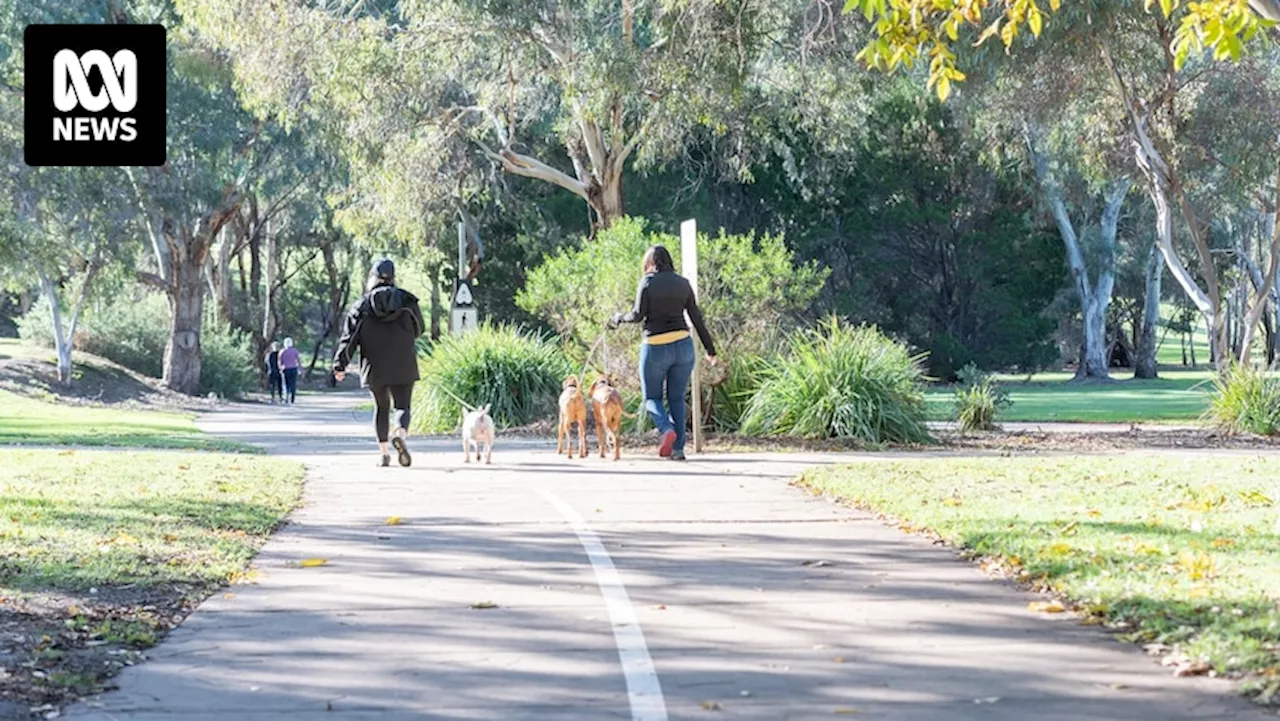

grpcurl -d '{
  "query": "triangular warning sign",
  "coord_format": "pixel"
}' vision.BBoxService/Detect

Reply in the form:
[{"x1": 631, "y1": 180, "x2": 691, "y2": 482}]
[{"x1": 454, "y1": 282, "x2": 473, "y2": 306}]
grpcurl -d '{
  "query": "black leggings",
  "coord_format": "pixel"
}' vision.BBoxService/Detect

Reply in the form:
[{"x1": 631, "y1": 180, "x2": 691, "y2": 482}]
[
  {"x1": 371, "y1": 383, "x2": 414, "y2": 442},
  {"x1": 283, "y1": 368, "x2": 299, "y2": 403}
]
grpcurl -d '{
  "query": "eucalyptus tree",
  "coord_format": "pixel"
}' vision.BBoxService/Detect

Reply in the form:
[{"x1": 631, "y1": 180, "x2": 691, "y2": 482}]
[
  {"x1": 180, "y1": 0, "x2": 806, "y2": 233},
  {"x1": 848, "y1": 0, "x2": 1280, "y2": 369}
]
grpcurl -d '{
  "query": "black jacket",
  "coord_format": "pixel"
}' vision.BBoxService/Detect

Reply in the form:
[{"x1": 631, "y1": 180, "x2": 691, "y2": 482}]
[
  {"x1": 618, "y1": 271, "x2": 716, "y2": 355},
  {"x1": 333, "y1": 284, "x2": 425, "y2": 388}
]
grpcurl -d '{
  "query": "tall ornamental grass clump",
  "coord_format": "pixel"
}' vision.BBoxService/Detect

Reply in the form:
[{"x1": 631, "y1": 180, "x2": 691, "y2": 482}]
[
  {"x1": 411, "y1": 323, "x2": 570, "y2": 433},
  {"x1": 1206, "y1": 364, "x2": 1280, "y2": 436},
  {"x1": 740, "y1": 318, "x2": 931, "y2": 444}
]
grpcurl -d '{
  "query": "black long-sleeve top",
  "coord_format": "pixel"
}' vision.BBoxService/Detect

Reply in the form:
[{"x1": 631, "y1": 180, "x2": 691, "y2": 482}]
[{"x1": 618, "y1": 271, "x2": 717, "y2": 356}]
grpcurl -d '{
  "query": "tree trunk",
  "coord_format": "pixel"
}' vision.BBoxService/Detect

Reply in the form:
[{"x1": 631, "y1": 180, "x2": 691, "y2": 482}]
[
  {"x1": 430, "y1": 263, "x2": 442, "y2": 340},
  {"x1": 1026, "y1": 125, "x2": 1124, "y2": 381},
  {"x1": 248, "y1": 195, "x2": 262, "y2": 304},
  {"x1": 158, "y1": 190, "x2": 242, "y2": 395},
  {"x1": 37, "y1": 269, "x2": 73, "y2": 385},
  {"x1": 1134, "y1": 243, "x2": 1162, "y2": 378},
  {"x1": 1102, "y1": 45, "x2": 1227, "y2": 370},
  {"x1": 261, "y1": 218, "x2": 279, "y2": 348},
  {"x1": 164, "y1": 249, "x2": 204, "y2": 395},
  {"x1": 1238, "y1": 168, "x2": 1280, "y2": 365}
]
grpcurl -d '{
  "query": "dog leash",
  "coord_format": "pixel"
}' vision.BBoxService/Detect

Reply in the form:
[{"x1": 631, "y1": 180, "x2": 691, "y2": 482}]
[
  {"x1": 578, "y1": 331, "x2": 609, "y2": 387},
  {"x1": 433, "y1": 384, "x2": 478, "y2": 413}
]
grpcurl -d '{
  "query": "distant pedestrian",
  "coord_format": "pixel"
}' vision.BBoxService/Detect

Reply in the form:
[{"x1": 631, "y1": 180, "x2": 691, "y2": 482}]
[
  {"x1": 334, "y1": 258, "x2": 426, "y2": 467},
  {"x1": 264, "y1": 342, "x2": 283, "y2": 404},
  {"x1": 279, "y1": 337, "x2": 302, "y2": 404}
]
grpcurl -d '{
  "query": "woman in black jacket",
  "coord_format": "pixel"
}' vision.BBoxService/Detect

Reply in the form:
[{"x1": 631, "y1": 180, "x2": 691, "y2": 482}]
[
  {"x1": 610, "y1": 245, "x2": 717, "y2": 461},
  {"x1": 334, "y1": 259, "x2": 425, "y2": 467}
]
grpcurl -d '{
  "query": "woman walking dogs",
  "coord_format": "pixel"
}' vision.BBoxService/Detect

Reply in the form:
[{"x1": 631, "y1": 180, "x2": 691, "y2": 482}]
[
  {"x1": 609, "y1": 245, "x2": 717, "y2": 461},
  {"x1": 334, "y1": 259, "x2": 426, "y2": 468}
]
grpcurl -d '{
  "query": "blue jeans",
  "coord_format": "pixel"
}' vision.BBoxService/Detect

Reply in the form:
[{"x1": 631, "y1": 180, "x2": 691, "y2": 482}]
[{"x1": 639, "y1": 337, "x2": 695, "y2": 453}]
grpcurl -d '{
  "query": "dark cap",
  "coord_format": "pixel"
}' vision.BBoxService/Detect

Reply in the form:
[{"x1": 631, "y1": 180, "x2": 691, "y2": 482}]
[{"x1": 372, "y1": 258, "x2": 395, "y2": 282}]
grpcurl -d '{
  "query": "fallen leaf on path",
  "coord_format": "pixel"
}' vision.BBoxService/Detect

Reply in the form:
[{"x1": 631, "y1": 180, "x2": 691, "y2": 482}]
[
  {"x1": 655, "y1": 604, "x2": 667, "y2": 610},
  {"x1": 299, "y1": 558, "x2": 328, "y2": 568},
  {"x1": 1108, "y1": 683, "x2": 1129, "y2": 690},
  {"x1": 832, "y1": 708, "x2": 861, "y2": 715},
  {"x1": 470, "y1": 601, "x2": 499, "y2": 609},
  {"x1": 223, "y1": 593, "x2": 235, "y2": 599},
  {"x1": 1211, "y1": 537, "x2": 1235, "y2": 549},
  {"x1": 1046, "y1": 542, "x2": 1072, "y2": 557},
  {"x1": 1028, "y1": 600, "x2": 1066, "y2": 613},
  {"x1": 1174, "y1": 661, "x2": 1211, "y2": 677},
  {"x1": 699, "y1": 700, "x2": 722, "y2": 711},
  {"x1": 801, "y1": 560, "x2": 834, "y2": 568},
  {"x1": 832, "y1": 656, "x2": 846, "y2": 663},
  {"x1": 942, "y1": 497, "x2": 962, "y2": 507},
  {"x1": 1086, "y1": 508, "x2": 1102, "y2": 518},
  {"x1": 384, "y1": 516, "x2": 402, "y2": 526}
]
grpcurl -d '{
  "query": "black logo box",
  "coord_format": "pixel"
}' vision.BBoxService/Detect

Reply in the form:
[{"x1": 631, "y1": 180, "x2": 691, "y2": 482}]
[{"x1": 24, "y1": 24, "x2": 166, "y2": 167}]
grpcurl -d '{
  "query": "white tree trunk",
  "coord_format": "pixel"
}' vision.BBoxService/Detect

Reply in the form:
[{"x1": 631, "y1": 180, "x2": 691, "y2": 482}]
[
  {"x1": 1239, "y1": 171, "x2": 1280, "y2": 365},
  {"x1": 261, "y1": 218, "x2": 279, "y2": 345},
  {"x1": 1025, "y1": 124, "x2": 1124, "y2": 380},
  {"x1": 37, "y1": 269, "x2": 73, "y2": 385},
  {"x1": 1135, "y1": 244, "x2": 1163, "y2": 378}
]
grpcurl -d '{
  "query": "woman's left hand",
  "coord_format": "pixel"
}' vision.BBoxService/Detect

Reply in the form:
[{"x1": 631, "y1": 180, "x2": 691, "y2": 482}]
[{"x1": 705, "y1": 354, "x2": 718, "y2": 366}]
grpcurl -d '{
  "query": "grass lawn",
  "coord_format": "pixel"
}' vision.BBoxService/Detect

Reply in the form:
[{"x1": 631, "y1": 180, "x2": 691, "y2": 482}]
[
  {"x1": 0, "y1": 389, "x2": 255, "y2": 452},
  {"x1": 0, "y1": 447, "x2": 303, "y2": 707},
  {"x1": 801, "y1": 455, "x2": 1280, "y2": 689},
  {"x1": 0, "y1": 448, "x2": 302, "y2": 592},
  {"x1": 926, "y1": 370, "x2": 1214, "y2": 423}
]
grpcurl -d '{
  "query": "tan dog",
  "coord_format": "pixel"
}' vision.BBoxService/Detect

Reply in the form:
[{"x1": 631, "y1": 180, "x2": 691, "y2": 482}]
[
  {"x1": 557, "y1": 375, "x2": 588, "y2": 458},
  {"x1": 590, "y1": 375, "x2": 624, "y2": 461}
]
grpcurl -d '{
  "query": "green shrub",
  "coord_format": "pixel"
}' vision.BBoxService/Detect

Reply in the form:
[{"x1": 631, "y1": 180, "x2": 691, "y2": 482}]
[
  {"x1": 200, "y1": 321, "x2": 257, "y2": 398},
  {"x1": 79, "y1": 293, "x2": 170, "y2": 378},
  {"x1": 19, "y1": 291, "x2": 168, "y2": 377},
  {"x1": 19, "y1": 291, "x2": 256, "y2": 397},
  {"x1": 952, "y1": 363, "x2": 1011, "y2": 432},
  {"x1": 739, "y1": 318, "x2": 931, "y2": 444},
  {"x1": 1206, "y1": 364, "x2": 1280, "y2": 436},
  {"x1": 411, "y1": 323, "x2": 571, "y2": 433}
]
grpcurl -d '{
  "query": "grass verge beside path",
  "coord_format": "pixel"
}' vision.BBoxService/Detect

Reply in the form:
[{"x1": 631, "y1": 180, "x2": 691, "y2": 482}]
[
  {"x1": 925, "y1": 371, "x2": 1213, "y2": 423},
  {"x1": 800, "y1": 455, "x2": 1280, "y2": 702},
  {"x1": 0, "y1": 447, "x2": 304, "y2": 712},
  {"x1": 0, "y1": 389, "x2": 255, "y2": 452}
]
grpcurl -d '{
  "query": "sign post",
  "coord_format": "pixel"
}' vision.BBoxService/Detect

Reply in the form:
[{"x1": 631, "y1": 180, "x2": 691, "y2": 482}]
[
  {"x1": 451, "y1": 221, "x2": 477, "y2": 335},
  {"x1": 680, "y1": 218, "x2": 703, "y2": 454}
]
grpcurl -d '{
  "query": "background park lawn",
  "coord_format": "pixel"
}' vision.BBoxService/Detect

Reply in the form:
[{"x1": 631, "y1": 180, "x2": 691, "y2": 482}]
[
  {"x1": 0, "y1": 388, "x2": 255, "y2": 452},
  {"x1": 925, "y1": 370, "x2": 1214, "y2": 423},
  {"x1": 801, "y1": 455, "x2": 1280, "y2": 682}
]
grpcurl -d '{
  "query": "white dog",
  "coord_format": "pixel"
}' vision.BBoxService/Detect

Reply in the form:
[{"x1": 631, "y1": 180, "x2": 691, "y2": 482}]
[{"x1": 462, "y1": 404, "x2": 494, "y2": 464}]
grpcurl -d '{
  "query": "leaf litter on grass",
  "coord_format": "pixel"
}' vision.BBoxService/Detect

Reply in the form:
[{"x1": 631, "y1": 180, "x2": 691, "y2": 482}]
[{"x1": 799, "y1": 454, "x2": 1280, "y2": 687}]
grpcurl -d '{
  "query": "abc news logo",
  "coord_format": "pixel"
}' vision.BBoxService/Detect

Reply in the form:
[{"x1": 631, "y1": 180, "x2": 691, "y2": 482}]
[{"x1": 24, "y1": 25, "x2": 166, "y2": 167}]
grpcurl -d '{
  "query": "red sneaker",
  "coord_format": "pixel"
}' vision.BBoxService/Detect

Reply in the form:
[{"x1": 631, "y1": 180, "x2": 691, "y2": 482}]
[{"x1": 658, "y1": 430, "x2": 677, "y2": 457}]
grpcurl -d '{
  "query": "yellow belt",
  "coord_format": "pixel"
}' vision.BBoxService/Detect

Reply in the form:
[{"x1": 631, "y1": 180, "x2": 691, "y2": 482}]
[{"x1": 645, "y1": 330, "x2": 690, "y2": 346}]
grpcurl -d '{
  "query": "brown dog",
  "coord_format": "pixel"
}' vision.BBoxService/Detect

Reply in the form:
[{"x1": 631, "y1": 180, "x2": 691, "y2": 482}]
[
  {"x1": 590, "y1": 375, "x2": 624, "y2": 461},
  {"x1": 557, "y1": 375, "x2": 588, "y2": 458}
]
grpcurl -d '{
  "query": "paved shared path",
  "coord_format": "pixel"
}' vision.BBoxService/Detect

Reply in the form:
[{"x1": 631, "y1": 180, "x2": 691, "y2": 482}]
[{"x1": 67, "y1": 394, "x2": 1272, "y2": 720}]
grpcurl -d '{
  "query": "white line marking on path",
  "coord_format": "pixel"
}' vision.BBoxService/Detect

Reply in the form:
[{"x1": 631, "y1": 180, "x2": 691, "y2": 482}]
[{"x1": 538, "y1": 489, "x2": 669, "y2": 721}]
